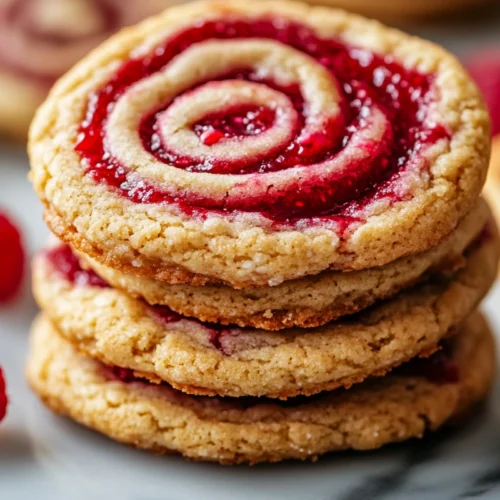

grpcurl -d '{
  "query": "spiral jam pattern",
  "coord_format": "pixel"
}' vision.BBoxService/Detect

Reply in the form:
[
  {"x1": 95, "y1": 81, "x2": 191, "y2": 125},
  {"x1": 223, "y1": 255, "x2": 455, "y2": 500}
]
[{"x1": 76, "y1": 18, "x2": 449, "y2": 225}]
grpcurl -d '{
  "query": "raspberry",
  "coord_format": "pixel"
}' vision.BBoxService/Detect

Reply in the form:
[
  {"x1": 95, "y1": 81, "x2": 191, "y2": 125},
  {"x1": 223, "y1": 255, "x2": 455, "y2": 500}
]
[
  {"x1": 0, "y1": 368, "x2": 7, "y2": 422},
  {"x1": 0, "y1": 212, "x2": 25, "y2": 302}
]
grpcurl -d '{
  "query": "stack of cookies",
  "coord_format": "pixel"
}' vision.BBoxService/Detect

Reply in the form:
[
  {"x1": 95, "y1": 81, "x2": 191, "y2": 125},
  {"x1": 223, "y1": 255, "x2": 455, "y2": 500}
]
[{"x1": 27, "y1": 0, "x2": 499, "y2": 464}]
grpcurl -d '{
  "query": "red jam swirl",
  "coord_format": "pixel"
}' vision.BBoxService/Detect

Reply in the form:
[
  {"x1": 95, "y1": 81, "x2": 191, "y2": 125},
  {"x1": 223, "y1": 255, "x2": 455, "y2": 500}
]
[
  {"x1": 76, "y1": 17, "x2": 448, "y2": 224},
  {"x1": 153, "y1": 305, "x2": 234, "y2": 354},
  {"x1": 139, "y1": 76, "x2": 309, "y2": 175},
  {"x1": 193, "y1": 104, "x2": 276, "y2": 146},
  {"x1": 45, "y1": 244, "x2": 109, "y2": 288}
]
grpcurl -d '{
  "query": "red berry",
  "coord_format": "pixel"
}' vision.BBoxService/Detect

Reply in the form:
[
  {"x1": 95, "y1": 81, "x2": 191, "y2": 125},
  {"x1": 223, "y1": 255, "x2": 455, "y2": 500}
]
[
  {"x1": 0, "y1": 212, "x2": 24, "y2": 302},
  {"x1": 0, "y1": 368, "x2": 7, "y2": 422}
]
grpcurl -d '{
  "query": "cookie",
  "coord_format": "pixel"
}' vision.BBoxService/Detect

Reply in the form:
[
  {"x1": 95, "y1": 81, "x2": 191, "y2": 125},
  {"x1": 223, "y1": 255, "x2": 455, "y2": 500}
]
[
  {"x1": 0, "y1": 0, "x2": 175, "y2": 139},
  {"x1": 29, "y1": 0, "x2": 490, "y2": 288},
  {"x1": 26, "y1": 312, "x2": 496, "y2": 464},
  {"x1": 300, "y1": 0, "x2": 492, "y2": 21},
  {"x1": 32, "y1": 222, "x2": 499, "y2": 398},
  {"x1": 80, "y1": 199, "x2": 489, "y2": 330},
  {"x1": 484, "y1": 136, "x2": 500, "y2": 244}
]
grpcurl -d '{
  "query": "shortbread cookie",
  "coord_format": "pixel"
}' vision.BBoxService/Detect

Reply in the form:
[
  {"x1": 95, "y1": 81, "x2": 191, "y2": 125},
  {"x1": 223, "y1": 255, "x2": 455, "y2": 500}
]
[
  {"x1": 81, "y1": 200, "x2": 489, "y2": 329},
  {"x1": 26, "y1": 312, "x2": 496, "y2": 464},
  {"x1": 0, "y1": 0, "x2": 174, "y2": 139},
  {"x1": 32, "y1": 224, "x2": 499, "y2": 398},
  {"x1": 29, "y1": 0, "x2": 490, "y2": 288}
]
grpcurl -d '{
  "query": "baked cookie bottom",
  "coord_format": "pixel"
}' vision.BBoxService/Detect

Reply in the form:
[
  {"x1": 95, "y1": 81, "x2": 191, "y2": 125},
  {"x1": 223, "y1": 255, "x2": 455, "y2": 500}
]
[
  {"x1": 32, "y1": 224, "x2": 499, "y2": 399},
  {"x1": 26, "y1": 312, "x2": 496, "y2": 465},
  {"x1": 81, "y1": 200, "x2": 489, "y2": 330}
]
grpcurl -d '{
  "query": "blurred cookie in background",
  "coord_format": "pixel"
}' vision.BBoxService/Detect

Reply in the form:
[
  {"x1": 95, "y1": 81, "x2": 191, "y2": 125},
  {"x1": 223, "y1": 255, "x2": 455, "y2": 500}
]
[
  {"x1": 299, "y1": 0, "x2": 492, "y2": 21},
  {"x1": 0, "y1": 0, "x2": 175, "y2": 140},
  {"x1": 467, "y1": 49, "x2": 500, "y2": 264},
  {"x1": 484, "y1": 136, "x2": 500, "y2": 259},
  {"x1": 467, "y1": 49, "x2": 500, "y2": 137}
]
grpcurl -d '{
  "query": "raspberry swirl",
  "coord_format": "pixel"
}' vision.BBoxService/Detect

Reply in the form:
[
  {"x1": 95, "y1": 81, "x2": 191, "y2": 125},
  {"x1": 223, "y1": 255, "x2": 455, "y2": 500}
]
[
  {"x1": 76, "y1": 17, "x2": 448, "y2": 223},
  {"x1": 0, "y1": 0, "x2": 166, "y2": 85},
  {"x1": 30, "y1": 1, "x2": 490, "y2": 286}
]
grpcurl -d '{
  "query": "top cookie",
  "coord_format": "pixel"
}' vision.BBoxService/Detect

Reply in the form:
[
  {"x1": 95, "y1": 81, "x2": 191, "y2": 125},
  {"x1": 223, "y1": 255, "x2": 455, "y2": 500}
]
[
  {"x1": 29, "y1": 0, "x2": 490, "y2": 288},
  {"x1": 0, "y1": 0, "x2": 173, "y2": 139}
]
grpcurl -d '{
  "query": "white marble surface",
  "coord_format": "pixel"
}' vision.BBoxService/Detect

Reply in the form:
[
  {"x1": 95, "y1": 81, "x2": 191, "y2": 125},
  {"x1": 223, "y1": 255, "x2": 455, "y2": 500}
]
[{"x1": 1, "y1": 6, "x2": 500, "y2": 499}]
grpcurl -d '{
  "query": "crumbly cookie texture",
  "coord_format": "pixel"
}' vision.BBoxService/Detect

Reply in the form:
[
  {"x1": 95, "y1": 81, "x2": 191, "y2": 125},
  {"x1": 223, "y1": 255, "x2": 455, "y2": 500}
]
[
  {"x1": 29, "y1": 0, "x2": 490, "y2": 288},
  {"x1": 81, "y1": 200, "x2": 488, "y2": 330},
  {"x1": 32, "y1": 223, "x2": 499, "y2": 399},
  {"x1": 484, "y1": 136, "x2": 500, "y2": 254},
  {"x1": 26, "y1": 312, "x2": 496, "y2": 464}
]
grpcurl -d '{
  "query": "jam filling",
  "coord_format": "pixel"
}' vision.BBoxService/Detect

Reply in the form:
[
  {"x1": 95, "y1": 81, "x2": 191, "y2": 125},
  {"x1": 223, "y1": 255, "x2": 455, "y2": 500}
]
[
  {"x1": 193, "y1": 104, "x2": 276, "y2": 146},
  {"x1": 152, "y1": 306, "x2": 183, "y2": 324},
  {"x1": 0, "y1": 0, "x2": 118, "y2": 84},
  {"x1": 401, "y1": 349, "x2": 459, "y2": 384},
  {"x1": 76, "y1": 17, "x2": 448, "y2": 224},
  {"x1": 153, "y1": 304, "x2": 234, "y2": 354},
  {"x1": 44, "y1": 244, "x2": 108, "y2": 288},
  {"x1": 45, "y1": 244, "x2": 236, "y2": 354}
]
